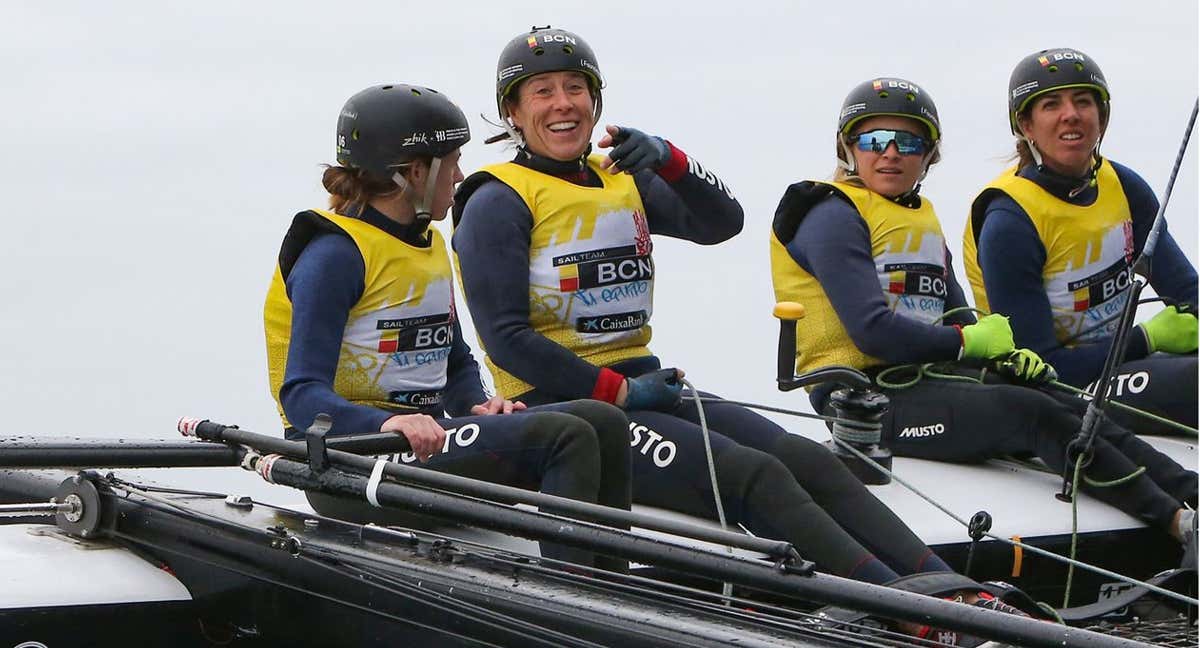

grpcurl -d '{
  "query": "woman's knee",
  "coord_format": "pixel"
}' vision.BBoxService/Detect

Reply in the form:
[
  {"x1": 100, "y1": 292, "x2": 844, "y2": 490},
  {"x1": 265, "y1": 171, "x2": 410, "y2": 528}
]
[
  {"x1": 522, "y1": 411, "x2": 601, "y2": 454},
  {"x1": 717, "y1": 444, "x2": 813, "y2": 502},
  {"x1": 557, "y1": 400, "x2": 631, "y2": 441}
]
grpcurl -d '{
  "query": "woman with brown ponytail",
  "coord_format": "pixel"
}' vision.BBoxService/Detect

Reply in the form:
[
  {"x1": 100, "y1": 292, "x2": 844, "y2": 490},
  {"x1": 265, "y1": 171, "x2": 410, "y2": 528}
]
[{"x1": 262, "y1": 83, "x2": 632, "y2": 571}]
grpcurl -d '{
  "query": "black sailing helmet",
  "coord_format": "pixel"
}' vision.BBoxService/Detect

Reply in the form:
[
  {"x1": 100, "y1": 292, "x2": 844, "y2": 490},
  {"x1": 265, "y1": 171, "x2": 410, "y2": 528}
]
[
  {"x1": 494, "y1": 26, "x2": 604, "y2": 122},
  {"x1": 335, "y1": 83, "x2": 470, "y2": 183},
  {"x1": 838, "y1": 77, "x2": 941, "y2": 140},
  {"x1": 1007, "y1": 48, "x2": 1110, "y2": 136},
  {"x1": 836, "y1": 77, "x2": 941, "y2": 174}
]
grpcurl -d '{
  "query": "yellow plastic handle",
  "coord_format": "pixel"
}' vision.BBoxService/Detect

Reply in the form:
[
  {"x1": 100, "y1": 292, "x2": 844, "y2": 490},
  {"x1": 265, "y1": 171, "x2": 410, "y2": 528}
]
[{"x1": 773, "y1": 301, "x2": 807, "y2": 321}]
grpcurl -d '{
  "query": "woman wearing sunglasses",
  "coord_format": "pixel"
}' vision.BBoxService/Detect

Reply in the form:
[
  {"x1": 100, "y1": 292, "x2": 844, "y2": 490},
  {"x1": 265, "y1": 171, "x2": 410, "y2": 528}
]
[
  {"x1": 963, "y1": 48, "x2": 1197, "y2": 436},
  {"x1": 453, "y1": 28, "x2": 981, "y2": 589},
  {"x1": 264, "y1": 83, "x2": 633, "y2": 571},
  {"x1": 770, "y1": 77, "x2": 1196, "y2": 554}
]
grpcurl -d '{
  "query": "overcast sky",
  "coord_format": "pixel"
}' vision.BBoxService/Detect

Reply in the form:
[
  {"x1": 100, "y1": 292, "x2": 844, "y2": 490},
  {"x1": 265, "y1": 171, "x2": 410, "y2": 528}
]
[{"x1": 2, "y1": 0, "x2": 1196, "y2": 471}]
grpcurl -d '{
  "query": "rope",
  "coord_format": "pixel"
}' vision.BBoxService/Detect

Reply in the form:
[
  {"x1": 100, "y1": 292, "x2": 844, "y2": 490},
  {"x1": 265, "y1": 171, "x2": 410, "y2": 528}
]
[
  {"x1": 1083, "y1": 467, "x2": 1146, "y2": 488},
  {"x1": 682, "y1": 379, "x2": 734, "y2": 600},
  {"x1": 707, "y1": 397, "x2": 1200, "y2": 609},
  {"x1": 1064, "y1": 456, "x2": 1085, "y2": 608},
  {"x1": 1046, "y1": 382, "x2": 1198, "y2": 437},
  {"x1": 880, "y1": 303, "x2": 1197, "y2": 436}
]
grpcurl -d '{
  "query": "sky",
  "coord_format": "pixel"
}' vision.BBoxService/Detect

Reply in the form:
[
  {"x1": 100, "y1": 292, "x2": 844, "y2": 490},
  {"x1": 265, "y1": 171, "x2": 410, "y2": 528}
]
[{"x1": 1, "y1": 2, "x2": 1196, "y2": 492}]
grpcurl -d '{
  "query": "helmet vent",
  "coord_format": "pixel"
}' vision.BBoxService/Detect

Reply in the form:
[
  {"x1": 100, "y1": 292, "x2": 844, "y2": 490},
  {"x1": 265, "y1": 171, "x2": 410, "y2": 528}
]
[
  {"x1": 562, "y1": 45, "x2": 574, "y2": 54},
  {"x1": 381, "y1": 85, "x2": 393, "y2": 90},
  {"x1": 1047, "y1": 65, "x2": 1059, "y2": 73},
  {"x1": 533, "y1": 47, "x2": 545, "y2": 56},
  {"x1": 906, "y1": 92, "x2": 916, "y2": 101},
  {"x1": 351, "y1": 129, "x2": 360, "y2": 141},
  {"x1": 409, "y1": 88, "x2": 422, "y2": 95},
  {"x1": 878, "y1": 91, "x2": 889, "y2": 99},
  {"x1": 1074, "y1": 62, "x2": 1084, "y2": 72}
]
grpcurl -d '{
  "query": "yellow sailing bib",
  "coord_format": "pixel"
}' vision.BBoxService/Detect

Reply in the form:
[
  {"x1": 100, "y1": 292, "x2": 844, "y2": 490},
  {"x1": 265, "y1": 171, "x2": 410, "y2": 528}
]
[
  {"x1": 770, "y1": 181, "x2": 948, "y2": 376},
  {"x1": 264, "y1": 209, "x2": 455, "y2": 429},
  {"x1": 457, "y1": 156, "x2": 654, "y2": 397},
  {"x1": 965, "y1": 160, "x2": 1133, "y2": 345}
]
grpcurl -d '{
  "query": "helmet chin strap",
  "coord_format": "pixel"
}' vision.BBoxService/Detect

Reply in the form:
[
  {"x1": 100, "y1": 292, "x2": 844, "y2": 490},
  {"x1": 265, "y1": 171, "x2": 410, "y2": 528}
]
[
  {"x1": 1022, "y1": 136, "x2": 1047, "y2": 168},
  {"x1": 391, "y1": 156, "x2": 443, "y2": 228},
  {"x1": 501, "y1": 117, "x2": 526, "y2": 148},
  {"x1": 1024, "y1": 136, "x2": 1102, "y2": 197},
  {"x1": 837, "y1": 139, "x2": 857, "y2": 174}
]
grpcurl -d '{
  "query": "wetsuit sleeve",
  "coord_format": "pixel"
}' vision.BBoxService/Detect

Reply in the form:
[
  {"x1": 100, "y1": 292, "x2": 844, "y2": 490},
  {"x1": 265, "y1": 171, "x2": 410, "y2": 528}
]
[
  {"x1": 786, "y1": 197, "x2": 962, "y2": 363},
  {"x1": 632, "y1": 143, "x2": 744, "y2": 244},
  {"x1": 942, "y1": 247, "x2": 976, "y2": 326},
  {"x1": 453, "y1": 181, "x2": 608, "y2": 399},
  {"x1": 279, "y1": 233, "x2": 394, "y2": 437},
  {"x1": 441, "y1": 318, "x2": 489, "y2": 417},
  {"x1": 1113, "y1": 161, "x2": 1198, "y2": 309},
  {"x1": 977, "y1": 195, "x2": 1149, "y2": 387}
]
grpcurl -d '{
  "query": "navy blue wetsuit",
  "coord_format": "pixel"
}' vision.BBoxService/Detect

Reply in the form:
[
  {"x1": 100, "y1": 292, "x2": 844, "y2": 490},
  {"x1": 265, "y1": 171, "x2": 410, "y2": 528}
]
[
  {"x1": 976, "y1": 162, "x2": 1198, "y2": 433},
  {"x1": 784, "y1": 191, "x2": 1197, "y2": 531},
  {"x1": 455, "y1": 148, "x2": 955, "y2": 584},
  {"x1": 275, "y1": 205, "x2": 631, "y2": 570}
]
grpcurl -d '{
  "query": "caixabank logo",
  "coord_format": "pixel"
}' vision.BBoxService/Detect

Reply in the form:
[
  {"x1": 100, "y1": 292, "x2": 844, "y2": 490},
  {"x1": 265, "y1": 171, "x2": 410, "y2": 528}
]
[
  {"x1": 553, "y1": 245, "x2": 654, "y2": 292},
  {"x1": 576, "y1": 309, "x2": 648, "y2": 333}
]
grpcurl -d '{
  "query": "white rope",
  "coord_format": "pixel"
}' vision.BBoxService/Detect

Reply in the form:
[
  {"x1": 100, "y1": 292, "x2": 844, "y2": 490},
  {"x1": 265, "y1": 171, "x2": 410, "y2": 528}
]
[{"x1": 682, "y1": 379, "x2": 733, "y2": 600}]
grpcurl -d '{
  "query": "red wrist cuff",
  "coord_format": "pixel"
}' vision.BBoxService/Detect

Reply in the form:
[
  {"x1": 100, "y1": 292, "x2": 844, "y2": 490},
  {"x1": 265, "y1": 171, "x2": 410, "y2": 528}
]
[
  {"x1": 592, "y1": 367, "x2": 626, "y2": 404},
  {"x1": 656, "y1": 141, "x2": 688, "y2": 183}
]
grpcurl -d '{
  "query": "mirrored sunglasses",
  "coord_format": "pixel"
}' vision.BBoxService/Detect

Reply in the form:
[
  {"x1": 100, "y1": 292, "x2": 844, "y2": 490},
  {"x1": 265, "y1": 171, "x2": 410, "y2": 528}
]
[{"x1": 853, "y1": 129, "x2": 929, "y2": 155}]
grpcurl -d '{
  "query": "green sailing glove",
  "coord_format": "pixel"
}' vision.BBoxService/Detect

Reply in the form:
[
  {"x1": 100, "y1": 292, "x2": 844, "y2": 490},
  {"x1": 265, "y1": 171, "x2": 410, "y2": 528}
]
[
  {"x1": 1140, "y1": 306, "x2": 1199, "y2": 354},
  {"x1": 960, "y1": 313, "x2": 1015, "y2": 360},
  {"x1": 997, "y1": 348, "x2": 1057, "y2": 385}
]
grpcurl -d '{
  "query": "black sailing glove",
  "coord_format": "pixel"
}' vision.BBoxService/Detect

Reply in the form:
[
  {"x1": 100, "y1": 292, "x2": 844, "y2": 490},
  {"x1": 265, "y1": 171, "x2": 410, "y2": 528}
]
[
  {"x1": 604, "y1": 126, "x2": 670, "y2": 174},
  {"x1": 623, "y1": 369, "x2": 683, "y2": 411}
]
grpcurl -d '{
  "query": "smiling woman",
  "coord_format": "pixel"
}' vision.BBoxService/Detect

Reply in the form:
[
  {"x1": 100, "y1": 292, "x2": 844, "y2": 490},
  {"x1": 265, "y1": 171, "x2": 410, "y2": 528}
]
[{"x1": 450, "y1": 29, "x2": 1008, "y2": 610}]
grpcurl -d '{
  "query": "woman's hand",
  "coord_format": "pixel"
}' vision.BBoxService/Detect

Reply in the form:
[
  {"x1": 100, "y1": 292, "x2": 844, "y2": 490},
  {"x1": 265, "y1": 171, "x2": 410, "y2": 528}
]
[
  {"x1": 599, "y1": 125, "x2": 670, "y2": 174},
  {"x1": 617, "y1": 368, "x2": 685, "y2": 411},
  {"x1": 380, "y1": 413, "x2": 446, "y2": 463},
  {"x1": 959, "y1": 313, "x2": 1015, "y2": 360},
  {"x1": 470, "y1": 395, "x2": 528, "y2": 416}
]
